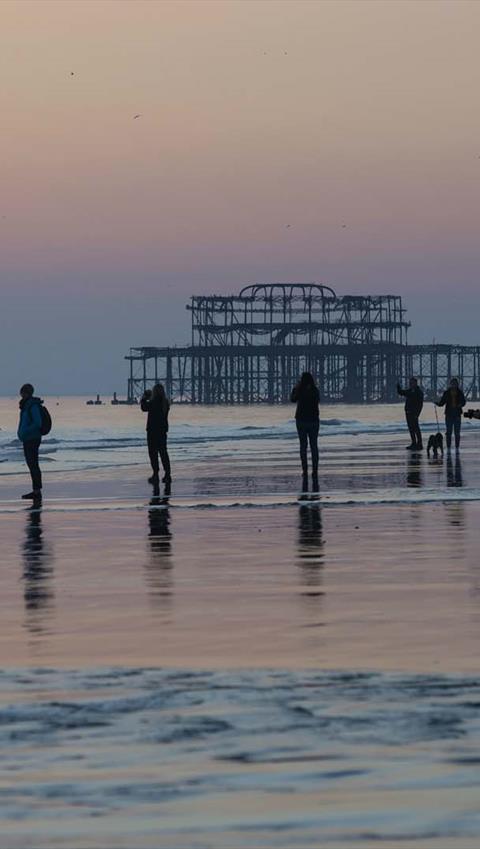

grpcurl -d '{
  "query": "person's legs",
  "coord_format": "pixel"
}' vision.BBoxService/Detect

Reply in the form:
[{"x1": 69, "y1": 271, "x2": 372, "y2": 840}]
[
  {"x1": 405, "y1": 413, "x2": 417, "y2": 446},
  {"x1": 147, "y1": 431, "x2": 160, "y2": 477},
  {"x1": 23, "y1": 440, "x2": 42, "y2": 492},
  {"x1": 296, "y1": 422, "x2": 308, "y2": 478},
  {"x1": 297, "y1": 423, "x2": 308, "y2": 474},
  {"x1": 445, "y1": 416, "x2": 453, "y2": 450},
  {"x1": 308, "y1": 422, "x2": 319, "y2": 482},
  {"x1": 414, "y1": 417, "x2": 423, "y2": 448},
  {"x1": 158, "y1": 431, "x2": 171, "y2": 480},
  {"x1": 454, "y1": 414, "x2": 461, "y2": 449}
]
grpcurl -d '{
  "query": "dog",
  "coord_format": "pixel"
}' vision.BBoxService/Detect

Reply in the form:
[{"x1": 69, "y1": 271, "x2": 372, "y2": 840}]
[{"x1": 427, "y1": 432, "x2": 444, "y2": 459}]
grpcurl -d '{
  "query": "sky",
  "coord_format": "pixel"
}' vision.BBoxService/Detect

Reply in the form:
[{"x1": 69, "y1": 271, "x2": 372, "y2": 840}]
[{"x1": 1, "y1": 0, "x2": 480, "y2": 395}]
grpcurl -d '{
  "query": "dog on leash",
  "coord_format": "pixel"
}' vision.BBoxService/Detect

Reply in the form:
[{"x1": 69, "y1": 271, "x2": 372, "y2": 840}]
[{"x1": 427, "y1": 432, "x2": 444, "y2": 459}]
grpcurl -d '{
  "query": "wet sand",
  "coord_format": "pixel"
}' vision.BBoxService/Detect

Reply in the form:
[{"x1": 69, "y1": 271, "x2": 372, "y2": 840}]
[
  {"x1": 1, "y1": 436, "x2": 479, "y2": 672},
  {"x1": 0, "y1": 493, "x2": 479, "y2": 672}
]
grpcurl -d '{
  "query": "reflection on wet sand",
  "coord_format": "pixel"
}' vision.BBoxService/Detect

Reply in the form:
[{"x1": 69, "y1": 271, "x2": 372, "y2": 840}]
[
  {"x1": 444, "y1": 453, "x2": 466, "y2": 529},
  {"x1": 297, "y1": 501, "x2": 324, "y2": 598},
  {"x1": 22, "y1": 508, "x2": 53, "y2": 635},
  {"x1": 406, "y1": 452, "x2": 423, "y2": 487},
  {"x1": 447, "y1": 452, "x2": 463, "y2": 488},
  {"x1": 146, "y1": 493, "x2": 173, "y2": 607}
]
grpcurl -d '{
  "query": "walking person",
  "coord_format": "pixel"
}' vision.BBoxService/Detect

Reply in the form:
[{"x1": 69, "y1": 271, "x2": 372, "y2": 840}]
[
  {"x1": 141, "y1": 384, "x2": 172, "y2": 485},
  {"x1": 18, "y1": 384, "x2": 44, "y2": 501},
  {"x1": 397, "y1": 377, "x2": 424, "y2": 450},
  {"x1": 291, "y1": 372, "x2": 320, "y2": 492},
  {"x1": 437, "y1": 378, "x2": 466, "y2": 451}
]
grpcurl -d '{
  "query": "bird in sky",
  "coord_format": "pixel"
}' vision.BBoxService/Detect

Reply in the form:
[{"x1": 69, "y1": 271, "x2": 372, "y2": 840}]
[
  {"x1": 70, "y1": 72, "x2": 74, "y2": 76},
  {"x1": 133, "y1": 114, "x2": 142, "y2": 119},
  {"x1": 285, "y1": 224, "x2": 291, "y2": 228},
  {"x1": 341, "y1": 223, "x2": 347, "y2": 228}
]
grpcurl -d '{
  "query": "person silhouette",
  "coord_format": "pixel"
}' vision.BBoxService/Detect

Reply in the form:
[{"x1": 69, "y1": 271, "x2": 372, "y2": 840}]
[
  {"x1": 397, "y1": 377, "x2": 424, "y2": 450},
  {"x1": 17, "y1": 383, "x2": 45, "y2": 500},
  {"x1": 141, "y1": 384, "x2": 172, "y2": 485},
  {"x1": 291, "y1": 373, "x2": 320, "y2": 492},
  {"x1": 436, "y1": 378, "x2": 466, "y2": 451}
]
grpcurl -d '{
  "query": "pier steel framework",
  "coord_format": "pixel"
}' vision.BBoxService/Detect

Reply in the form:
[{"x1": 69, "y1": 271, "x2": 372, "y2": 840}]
[{"x1": 126, "y1": 284, "x2": 480, "y2": 403}]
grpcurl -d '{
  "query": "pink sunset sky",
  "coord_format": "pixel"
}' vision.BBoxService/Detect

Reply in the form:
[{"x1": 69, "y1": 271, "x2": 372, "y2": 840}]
[{"x1": 1, "y1": 0, "x2": 480, "y2": 393}]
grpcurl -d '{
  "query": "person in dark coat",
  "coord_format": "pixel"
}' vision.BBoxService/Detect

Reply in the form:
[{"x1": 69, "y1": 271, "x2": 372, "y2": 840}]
[
  {"x1": 291, "y1": 372, "x2": 320, "y2": 492},
  {"x1": 437, "y1": 378, "x2": 466, "y2": 451},
  {"x1": 141, "y1": 384, "x2": 172, "y2": 484},
  {"x1": 397, "y1": 377, "x2": 424, "y2": 450},
  {"x1": 17, "y1": 383, "x2": 43, "y2": 501}
]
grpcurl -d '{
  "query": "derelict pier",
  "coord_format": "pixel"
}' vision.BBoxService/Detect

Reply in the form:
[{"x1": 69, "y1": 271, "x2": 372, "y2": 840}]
[{"x1": 125, "y1": 284, "x2": 480, "y2": 403}]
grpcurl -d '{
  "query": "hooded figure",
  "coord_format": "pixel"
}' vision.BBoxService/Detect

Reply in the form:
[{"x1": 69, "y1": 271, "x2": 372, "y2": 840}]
[{"x1": 18, "y1": 383, "x2": 43, "y2": 500}]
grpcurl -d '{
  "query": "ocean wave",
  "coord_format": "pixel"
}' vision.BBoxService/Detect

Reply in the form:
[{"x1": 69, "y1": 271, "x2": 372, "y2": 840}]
[{"x1": 0, "y1": 417, "x2": 456, "y2": 461}]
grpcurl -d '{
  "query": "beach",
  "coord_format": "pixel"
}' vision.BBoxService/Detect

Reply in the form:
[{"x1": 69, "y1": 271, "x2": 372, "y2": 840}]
[{"x1": 1, "y1": 398, "x2": 480, "y2": 847}]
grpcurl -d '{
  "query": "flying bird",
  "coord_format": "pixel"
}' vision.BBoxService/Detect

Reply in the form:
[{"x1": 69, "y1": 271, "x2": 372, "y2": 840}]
[
  {"x1": 70, "y1": 72, "x2": 74, "y2": 76},
  {"x1": 133, "y1": 114, "x2": 142, "y2": 119}
]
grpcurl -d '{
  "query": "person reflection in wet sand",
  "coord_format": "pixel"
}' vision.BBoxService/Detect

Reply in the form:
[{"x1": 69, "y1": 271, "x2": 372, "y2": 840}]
[
  {"x1": 297, "y1": 503, "x2": 324, "y2": 599},
  {"x1": 406, "y1": 452, "x2": 423, "y2": 487},
  {"x1": 146, "y1": 488, "x2": 173, "y2": 607},
  {"x1": 22, "y1": 507, "x2": 54, "y2": 636},
  {"x1": 447, "y1": 452, "x2": 463, "y2": 488}
]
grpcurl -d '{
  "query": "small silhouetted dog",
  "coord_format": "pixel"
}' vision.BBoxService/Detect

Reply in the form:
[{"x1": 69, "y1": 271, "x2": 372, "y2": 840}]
[{"x1": 427, "y1": 432, "x2": 444, "y2": 459}]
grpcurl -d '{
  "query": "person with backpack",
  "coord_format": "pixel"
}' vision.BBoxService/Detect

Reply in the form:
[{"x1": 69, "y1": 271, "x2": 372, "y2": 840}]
[{"x1": 17, "y1": 383, "x2": 51, "y2": 501}]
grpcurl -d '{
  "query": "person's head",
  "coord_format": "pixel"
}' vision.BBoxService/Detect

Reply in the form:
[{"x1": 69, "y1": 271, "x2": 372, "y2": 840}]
[
  {"x1": 20, "y1": 383, "x2": 34, "y2": 400},
  {"x1": 409, "y1": 377, "x2": 418, "y2": 389},
  {"x1": 299, "y1": 372, "x2": 316, "y2": 389},
  {"x1": 449, "y1": 377, "x2": 459, "y2": 390},
  {"x1": 152, "y1": 383, "x2": 167, "y2": 401}
]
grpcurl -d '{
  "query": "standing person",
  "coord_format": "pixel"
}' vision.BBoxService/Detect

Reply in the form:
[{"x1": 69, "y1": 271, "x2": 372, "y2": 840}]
[
  {"x1": 141, "y1": 384, "x2": 172, "y2": 485},
  {"x1": 437, "y1": 378, "x2": 466, "y2": 451},
  {"x1": 397, "y1": 377, "x2": 424, "y2": 450},
  {"x1": 18, "y1": 383, "x2": 43, "y2": 501},
  {"x1": 291, "y1": 372, "x2": 320, "y2": 492}
]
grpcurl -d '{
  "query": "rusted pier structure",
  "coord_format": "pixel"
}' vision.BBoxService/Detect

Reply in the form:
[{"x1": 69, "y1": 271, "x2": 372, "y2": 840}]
[{"x1": 126, "y1": 284, "x2": 480, "y2": 403}]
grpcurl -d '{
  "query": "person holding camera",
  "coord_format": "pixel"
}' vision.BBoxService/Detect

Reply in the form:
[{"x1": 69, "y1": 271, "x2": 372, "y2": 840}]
[
  {"x1": 397, "y1": 377, "x2": 424, "y2": 450},
  {"x1": 436, "y1": 378, "x2": 466, "y2": 451},
  {"x1": 141, "y1": 384, "x2": 171, "y2": 485}
]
